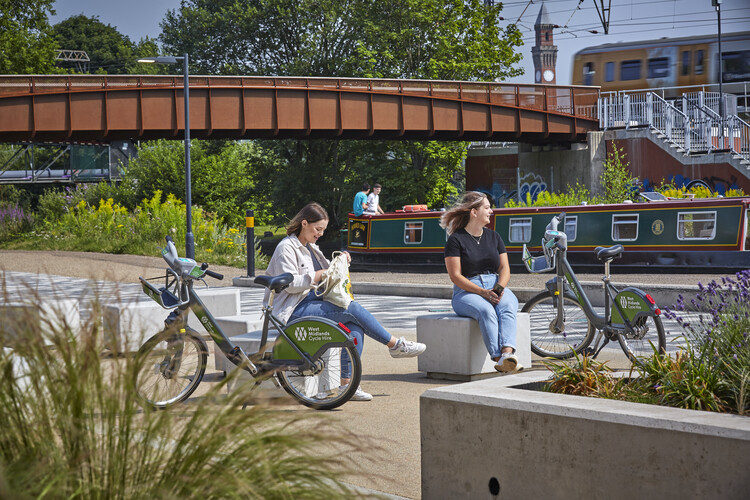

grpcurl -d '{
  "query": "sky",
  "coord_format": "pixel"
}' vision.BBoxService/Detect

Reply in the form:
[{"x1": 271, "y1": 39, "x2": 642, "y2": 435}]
[{"x1": 49, "y1": 0, "x2": 750, "y2": 85}]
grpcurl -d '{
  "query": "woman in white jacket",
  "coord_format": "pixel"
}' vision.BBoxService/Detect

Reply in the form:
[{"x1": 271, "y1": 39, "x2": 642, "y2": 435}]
[{"x1": 265, "y1": 202, "x2": 426, "y2": 401}]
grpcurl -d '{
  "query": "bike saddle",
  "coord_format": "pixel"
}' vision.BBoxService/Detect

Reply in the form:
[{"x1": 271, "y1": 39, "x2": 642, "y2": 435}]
[
  {"x1": 254, "y1": 273, "x2": 294, "y2": 293},
  {"x1": 595, "y1": 245, "x2": 624, "y2": 261}
]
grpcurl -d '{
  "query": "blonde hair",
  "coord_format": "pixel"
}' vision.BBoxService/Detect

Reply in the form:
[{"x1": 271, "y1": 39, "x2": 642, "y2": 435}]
[
  {"x1": 286, "y1": 202, "x2": 329, "y2": 236},
  {"x1": 439, "y1": 192, "x2": 488, "y2": 235}
]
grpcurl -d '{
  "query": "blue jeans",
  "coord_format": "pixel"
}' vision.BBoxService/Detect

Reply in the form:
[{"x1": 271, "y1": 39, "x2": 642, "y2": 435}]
[
  {"x1": 289, "y1": 291, "x2": 392, "y2": 379},
  {"x1": 451, "y1": 273, "x2": 519, "y2": 359}
]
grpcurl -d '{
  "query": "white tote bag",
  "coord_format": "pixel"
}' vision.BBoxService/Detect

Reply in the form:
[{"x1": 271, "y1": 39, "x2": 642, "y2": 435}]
[{"x1": 314, "y1": 251, "x2": 354, "y2": 309}]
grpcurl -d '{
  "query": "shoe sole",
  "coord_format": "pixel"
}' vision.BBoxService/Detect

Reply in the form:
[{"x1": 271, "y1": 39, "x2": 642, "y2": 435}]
[
  {"x1": 495, "y1": 358, "x2": 519, "y2": 373},
  {"x1": 390, "y1": 347, "x2": 427, "y2": 358}
]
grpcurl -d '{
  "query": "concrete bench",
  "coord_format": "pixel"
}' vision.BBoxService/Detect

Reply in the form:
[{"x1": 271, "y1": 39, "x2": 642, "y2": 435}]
[
  {"x1": 103, "y1": 287, "x2": 241, "y2": 352},
  {"x1": 0, "y1": 299, "x2": 80, "y2": 347},
  {"x1": 416, "y1": 312, "x2": 531, "y2": 381}
]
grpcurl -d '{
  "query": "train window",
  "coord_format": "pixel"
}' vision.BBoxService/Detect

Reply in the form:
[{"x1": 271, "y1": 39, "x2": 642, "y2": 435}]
[
  {"x1": 605, "y1": 62, "x2": 615, "y2": 82},
  {"x1": 509, "y1": 218, "x2": 532, "y2": 243},
  {"x1": 404, "y1": 222, "x2": 423, "y2": 244},
  {"x1": 681, "y1": 51, "x2": 691, "y2": 76},
  {"x1": 564, "y1": 216, "x2": 577, "y2": 242},
  {"x1": 612, "y1": 214, "x2": 639, "y2": 241},
  {"x1": 677, "y1": 212, "x2": 716, "y2": 240},
  {"x1": 620, "y1": 60, "x2": 641, "y2": 81},
  {"x1": 696, "y1": 50, "x2": 704, "y2": 75},
  {"x1": 722, "y1": 50, "x2": 750, "y2": 83},
  {"x1": 647, "y1": 57, "x2": 669, "y2": 79},
  {"x1": 583, "y1": 62, "x2": 595, "y2": 86}
]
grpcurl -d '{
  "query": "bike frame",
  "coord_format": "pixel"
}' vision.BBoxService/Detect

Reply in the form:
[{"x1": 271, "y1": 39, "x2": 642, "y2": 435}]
[{"x1": 163, "y1": 277, "x2": 350, "y2": 378}]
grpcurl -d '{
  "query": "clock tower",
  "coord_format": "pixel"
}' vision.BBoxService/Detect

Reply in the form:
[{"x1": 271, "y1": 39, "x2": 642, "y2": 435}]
[{"x1": 532, "y1": 3, "x2": 558, "y2": 84}]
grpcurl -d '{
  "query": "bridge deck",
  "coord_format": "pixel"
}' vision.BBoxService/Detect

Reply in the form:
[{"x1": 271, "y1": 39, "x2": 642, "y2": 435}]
[{"x1": 0, "y1": 75, "x2": 599, "y2": 143}]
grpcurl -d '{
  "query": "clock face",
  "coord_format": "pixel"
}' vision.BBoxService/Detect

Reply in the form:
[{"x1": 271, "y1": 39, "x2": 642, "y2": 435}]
[
  {"x1": 535, "y1": 70, "x2": 541, "y2": 83},
  {"x1": 543, "y1": 69, "x2": 555, "y2": 82}
]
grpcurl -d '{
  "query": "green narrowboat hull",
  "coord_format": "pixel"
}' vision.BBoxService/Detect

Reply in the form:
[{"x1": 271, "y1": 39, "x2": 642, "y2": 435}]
[{"x1": 347, "y1": 197, "x2": 750, "y2": 273}]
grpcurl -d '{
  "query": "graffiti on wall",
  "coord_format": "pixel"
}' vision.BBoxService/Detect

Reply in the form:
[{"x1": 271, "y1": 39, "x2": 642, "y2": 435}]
[
  {"x1": 641, "y1": 173, "x2": 741, "y2": 195},
  {"x1": 518, "y1": 172, "x2": 548, "y2": 204}
]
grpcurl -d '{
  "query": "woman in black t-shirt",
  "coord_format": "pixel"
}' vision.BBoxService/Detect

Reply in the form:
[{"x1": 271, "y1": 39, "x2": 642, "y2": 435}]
[{"x1": 441, "y1": 192, "x2": 521, "y2": 373}]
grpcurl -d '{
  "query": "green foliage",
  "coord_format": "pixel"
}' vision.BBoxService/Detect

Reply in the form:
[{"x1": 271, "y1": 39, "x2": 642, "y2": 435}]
[
  {"x1": 0, "y1": 294, "x2": 358, "y2": 498},
  {"x1": 600, "y1": 143, "x2": 638, "y2": 204},
  {"x1": 0, "y1": 0, "x2": 59, "y2": 74},
  {"x1": 122, "y1": 140, "x2": 282, "y2": 226},
  {"x1": 0, "y1": 203, "x2": 34, "y2": 241},
  {"x1": 23, "y1": 191, "x2": 267, "y2": 268},
  {"x1": 52, "y1": 14, "x2": 160, "y2": 74},
  {"x1": 503, "y1": 182, "x2": 594, "y2": 208}
]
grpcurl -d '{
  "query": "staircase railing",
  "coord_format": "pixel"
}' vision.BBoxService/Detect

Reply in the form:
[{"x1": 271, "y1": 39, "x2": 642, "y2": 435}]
[{"x1": 599, "y1": 90, "x2": 749, "y2": 163}]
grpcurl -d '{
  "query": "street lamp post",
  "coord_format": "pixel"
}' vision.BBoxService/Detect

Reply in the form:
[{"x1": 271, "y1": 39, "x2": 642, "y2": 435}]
[
  {"x1": 137, "y1": 54, "x2": 195, "y2": 259},
  {"x1": 712, "y1": 0, "x2": 724, "y2": 124}
]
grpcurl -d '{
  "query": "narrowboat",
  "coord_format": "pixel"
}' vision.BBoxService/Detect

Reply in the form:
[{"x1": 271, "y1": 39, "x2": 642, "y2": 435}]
[{"x1": 346, "y1": 196, "x2": 750, "y2": 273}]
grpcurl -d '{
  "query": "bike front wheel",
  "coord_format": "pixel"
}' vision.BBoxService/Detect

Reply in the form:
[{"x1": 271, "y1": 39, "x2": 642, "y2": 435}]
[
  {"x1": 276, "y1": 344, "x2": 362, "y2": 410},
  {"x1": 522, "y1": 292, "x2": 595, "y2": 359},
  {"x1": 134, "y1": 328, "x2": 208, "y2": 409},
  {"x1": 617, "y1": 315, "x2": 666, "y2": 362}
]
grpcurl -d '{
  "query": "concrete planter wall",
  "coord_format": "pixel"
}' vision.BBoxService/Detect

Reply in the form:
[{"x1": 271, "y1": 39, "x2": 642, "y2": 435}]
[{"x1": 421, "y1": 371, "x2": 750, "y2": 499}]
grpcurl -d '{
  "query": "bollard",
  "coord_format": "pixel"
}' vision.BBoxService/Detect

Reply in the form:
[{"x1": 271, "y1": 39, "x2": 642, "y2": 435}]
[{"x1": 246, "y1": 209, "x2": 255, "y2": 277}]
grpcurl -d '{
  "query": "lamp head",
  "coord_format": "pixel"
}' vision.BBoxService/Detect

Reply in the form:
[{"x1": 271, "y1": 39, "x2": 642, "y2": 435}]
[{"x1": 137, "y1": 56, "x2": 183, "y2": 64}]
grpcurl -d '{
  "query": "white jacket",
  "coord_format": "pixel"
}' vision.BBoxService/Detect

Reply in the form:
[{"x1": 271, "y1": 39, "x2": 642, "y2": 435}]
[{"x1": 263, "y1": 234, "x2": 329, "y2": 322}]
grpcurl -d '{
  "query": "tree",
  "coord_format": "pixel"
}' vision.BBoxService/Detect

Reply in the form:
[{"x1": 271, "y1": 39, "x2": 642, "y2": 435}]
[
  {"x1": 601, "y1": 143, "x2": 639, "y2": 204},
  {"x1": 159, "y1": 0, "x2": 524, "y2": 228},
  {"x1": 0, "y1": 0, "x2": 59, "y2": 74}
]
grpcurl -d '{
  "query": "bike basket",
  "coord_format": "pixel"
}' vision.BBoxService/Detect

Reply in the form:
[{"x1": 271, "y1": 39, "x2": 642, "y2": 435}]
[
  {"x1": 139, "y1": 276, "x2": 182, "y2": 309},
  {"x1": 522, "y1": 244, "x2": 555, "y2": 273}
]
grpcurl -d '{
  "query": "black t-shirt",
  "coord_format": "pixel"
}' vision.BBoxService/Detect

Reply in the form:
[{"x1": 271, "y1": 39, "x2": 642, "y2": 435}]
[{"x1": 444, "y1": 227, "x2": 507, "y2": 278}]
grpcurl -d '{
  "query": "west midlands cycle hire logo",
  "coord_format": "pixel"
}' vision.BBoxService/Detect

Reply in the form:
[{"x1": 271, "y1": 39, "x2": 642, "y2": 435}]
[{"x1": 294, "y1": 325, "x2": 332, "y2": 342}]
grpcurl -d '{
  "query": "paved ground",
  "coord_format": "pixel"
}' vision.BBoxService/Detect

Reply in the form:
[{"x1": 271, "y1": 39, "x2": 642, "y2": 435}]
[{"x1": 0, "y1": 250, "x2": 736, "y2": 499}]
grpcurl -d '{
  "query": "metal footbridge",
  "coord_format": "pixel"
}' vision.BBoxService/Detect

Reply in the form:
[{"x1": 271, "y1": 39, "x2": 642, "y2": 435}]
[{"x1": 0, "y1": 75, "x2": 600, "y2": 144}]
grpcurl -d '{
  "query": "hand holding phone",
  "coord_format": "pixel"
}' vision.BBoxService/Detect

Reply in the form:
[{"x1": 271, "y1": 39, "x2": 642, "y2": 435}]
[{"x1": 492, "y1": 283, "x2": 504, "y2": 295}]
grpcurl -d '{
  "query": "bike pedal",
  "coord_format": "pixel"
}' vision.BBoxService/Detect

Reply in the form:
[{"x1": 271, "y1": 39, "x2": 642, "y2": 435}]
[{"x1": 581, "y1": 347, "x2": 596, "y2": 357}]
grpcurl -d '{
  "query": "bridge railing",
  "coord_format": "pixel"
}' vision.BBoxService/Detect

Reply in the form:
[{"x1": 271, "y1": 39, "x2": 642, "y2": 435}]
[{"x1": 0, "y1": 75, "x2": 599, "y2": 120}]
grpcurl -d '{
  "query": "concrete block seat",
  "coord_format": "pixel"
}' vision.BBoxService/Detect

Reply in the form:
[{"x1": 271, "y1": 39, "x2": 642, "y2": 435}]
[
  {"x1": 0, "y1": 298, "x2": 80, "y2": 347},
  {"x1": 103, "y1": 287, "x2": 242, "y2": 353},
  {"x1": 416, "y1": 311, "x2": 530, "y2": 381}
]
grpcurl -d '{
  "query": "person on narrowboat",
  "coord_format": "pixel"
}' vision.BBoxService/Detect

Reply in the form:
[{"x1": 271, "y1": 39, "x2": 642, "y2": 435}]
[
  {"x1": 265, "y1": 202, "x2": 427, "y2": 401},
  {"x1": 352, "y1": 183, "x2": 370, "y2": 216},
  {"x1": 441, "y1": 192, "x2": 522, "y2": 373}
]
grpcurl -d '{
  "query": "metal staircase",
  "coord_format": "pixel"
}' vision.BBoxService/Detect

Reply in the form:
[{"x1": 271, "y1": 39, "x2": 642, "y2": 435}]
[{"x1": 598, "y1": 91, "x2": 750, "y2": 170}]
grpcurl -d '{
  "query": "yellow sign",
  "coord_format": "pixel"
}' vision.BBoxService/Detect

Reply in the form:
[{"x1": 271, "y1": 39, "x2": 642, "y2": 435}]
[
  {"x1": 651, "y1": 219, "x2": 664, "y2": 235},
  {"x1": 246, "y1": 216, "x2": 255, "y2": 228}
]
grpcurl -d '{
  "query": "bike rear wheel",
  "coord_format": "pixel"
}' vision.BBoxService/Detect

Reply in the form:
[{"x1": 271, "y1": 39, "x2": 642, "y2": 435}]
[
  {"x1": 276, "y1": 344, "x2": 361, "y2": 410},
  {"x1": 135, "y1": 328, "x2": 208, "y2": 409},
  {"x1": 522, "y1": 292, "x2": 595, "y2": 359},
  {"x1": 617, "y1": 315, "x2": 666, "y2": 362}
]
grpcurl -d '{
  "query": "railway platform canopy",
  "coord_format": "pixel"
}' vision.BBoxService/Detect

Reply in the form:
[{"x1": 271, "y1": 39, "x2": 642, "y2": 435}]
[{"x1": 0, "y1": 75, "x2": 600, "y2": 144}]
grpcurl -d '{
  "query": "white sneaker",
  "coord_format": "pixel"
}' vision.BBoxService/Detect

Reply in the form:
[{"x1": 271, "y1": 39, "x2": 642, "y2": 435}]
[
  {"x1": 389, "y1": 337, "x2": 427, "y2": 358},
  {"x1": 347, "y1": 385, "x2": 373, "y2": 402},
  {"x1": 495, "y1": 352, "x2": 522, "y2": 373}
]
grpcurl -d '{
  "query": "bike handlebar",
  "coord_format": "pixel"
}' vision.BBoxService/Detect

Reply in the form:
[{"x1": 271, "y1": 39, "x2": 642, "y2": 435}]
[
  {"x1": 205, "y1": 269, "x2": 224, "y2": 280},
  {"x1": 162, "y1": 235, "x2": 222, "y2": 281}
]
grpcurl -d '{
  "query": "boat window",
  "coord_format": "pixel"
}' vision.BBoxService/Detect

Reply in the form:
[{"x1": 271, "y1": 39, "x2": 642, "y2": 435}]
[
  {"x1": 647, "y1": 57, "x2": 669, "y2": 79},
  {"x1": 564, "y1": 216, "x2": 577, "y2": 242},
  {"x1": 509, "y1": 218, "x2": 532, "y2": 243},
  {"x1": 404, "y1": 222, "x2": 423, "y2": 244},
  {"x1": 612, "y1": 214, "x2": 639, "y2": 241},
  {"x1": 681, "y1": 51, "x2": 691, "y2": 76},
  {"x1": 620, "y1": 60, "x2": 641, "y2": 81},
  {"x1": 605, "y1": 62, "x2": 615, "y2": 82},
  {"x1": 677, "y1": 211, "x2": 716, "y2": 240},
  {"x1": 696, "y1": 50, "x2": 704, "y2": 75}
]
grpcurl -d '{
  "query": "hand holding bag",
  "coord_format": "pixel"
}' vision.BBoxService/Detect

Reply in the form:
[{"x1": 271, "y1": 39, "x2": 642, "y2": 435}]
[{"x1": 313, "y1": 251, "x2": 354, "y2": 309}]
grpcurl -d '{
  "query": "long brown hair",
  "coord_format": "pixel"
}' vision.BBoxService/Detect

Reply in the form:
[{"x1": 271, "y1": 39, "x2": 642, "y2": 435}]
[
  {"x1": 439, "y1": 192, "x2": 488, "y2": 235},
  {"x1": 286, "y1": 202, "x2": 329, "y2": 236}
]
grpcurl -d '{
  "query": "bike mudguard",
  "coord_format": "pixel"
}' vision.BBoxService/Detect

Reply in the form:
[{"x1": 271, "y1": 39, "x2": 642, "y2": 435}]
[
  {"x1": 610, "y1": 287, "x2": 660, "y2": 324},
  {"x1": 273, "y1": 317, "x2": 355, "y2": 361}
]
